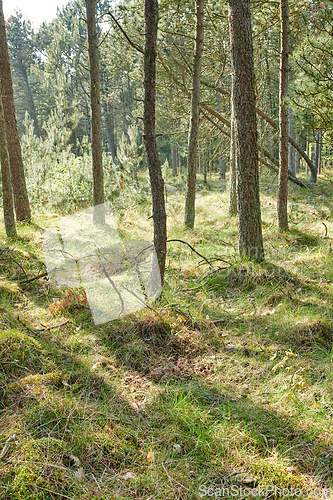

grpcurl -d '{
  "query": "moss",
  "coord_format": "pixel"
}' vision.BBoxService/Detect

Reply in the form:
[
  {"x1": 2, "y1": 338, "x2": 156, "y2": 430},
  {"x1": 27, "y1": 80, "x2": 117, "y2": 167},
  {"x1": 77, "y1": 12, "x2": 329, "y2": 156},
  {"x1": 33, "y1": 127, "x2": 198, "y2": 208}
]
[
  {"x1": 0, "y1": 330, "x2": 44, "y2": 379},
  {"x1": 5, "y1": 371, "x2": 66, "y2": 406},
  {"x1": 5, "y1": 437, "x2": 80, "y2": 500}
]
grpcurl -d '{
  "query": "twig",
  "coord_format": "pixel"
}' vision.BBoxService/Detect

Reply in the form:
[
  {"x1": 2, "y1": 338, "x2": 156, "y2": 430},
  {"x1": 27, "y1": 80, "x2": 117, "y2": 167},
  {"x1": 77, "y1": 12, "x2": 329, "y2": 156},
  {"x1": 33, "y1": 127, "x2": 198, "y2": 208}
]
[
  {"x1": 101, "y1": 267, "x2": 125, "y2": 316},
  {"x1": 34, "y1": 320, "x2": 69, "y2": 333},
  {"x1": 24, "y1": 484, "x2": 74, "y2": 499},
  {"x1": 121, "y1": 285, "x2": 159, "y2": 315},
  {"x1": 0, "y1": 434, "x2": 17, "y2": 461},
  {"x1": 322, "y1": 222, "x2": 328, "y2": 238},
  {"x1": 19, "y1": 272, "x2": 48, "y2": 285},
  {"x1": 3, "y1": 250, "x2": 28, "y2": 277},
  {"x1": 167, "y1": 239, "x2": 214, "y2": 268},
  {"x1": 107, "y1": 11, "x2": 144, "y2": 54},
  {"x1": 0, "y1": 307, "x2": 38, "y2": 334}
]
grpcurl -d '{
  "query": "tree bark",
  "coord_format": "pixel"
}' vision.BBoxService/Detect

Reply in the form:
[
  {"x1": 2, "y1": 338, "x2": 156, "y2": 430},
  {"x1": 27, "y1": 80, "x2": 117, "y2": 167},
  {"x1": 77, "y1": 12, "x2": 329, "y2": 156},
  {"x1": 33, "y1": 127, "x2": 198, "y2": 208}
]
[
  {"x1": 228, "y1": 94, "x2": 237, "y2": 216},
  {"x1": 288, "y1": 109, "x2": 295, "y2": 176},
  {"x1": 143, "y1": 0, "x2": 167, "y2": 284},
  {"x1": 102, "y1": 101, "x2": 116, "y2": 160},
  {"x1": 219, "y1": 150, "x2": 226, "y2": 180},
  {"x1": 228, "y1": 0, "x2": 264, "y2": 262},
  {"x1": 310, "y1": 130, "x2": 321, "y2": 183},
  {"x1": 18, "y1": 56, "x2": 40, "y2": 137},
  {"x1": 0, "y1": 91, "x2": 16, "y2": 237},
  {"x1": 171, "y1": 145, "x2": 177, "y2": 177},
  {"x1": 184, "y1": 0, "x2": 204, "y2": 229},
  {"x1": 85, "y1": 0, "x2": 105, "y2": 224},
  {"x1": 277, "y1": 0, "x2": 289, "y2": 232},
  {"x1": 0, "y1": 0, "x2": 31, "y2": 222}
]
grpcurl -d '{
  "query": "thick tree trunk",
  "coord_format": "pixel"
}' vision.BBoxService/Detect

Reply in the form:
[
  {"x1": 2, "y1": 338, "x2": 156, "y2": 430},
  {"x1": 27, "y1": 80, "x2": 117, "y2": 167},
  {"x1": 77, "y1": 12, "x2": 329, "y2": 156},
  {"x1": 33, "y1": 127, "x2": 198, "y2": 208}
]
[
  {"x1": 143, "y1": 0, "x2": 167, "y2": 284},
  {"x1": 0, "y1": 92, "x2": 16, "y2": 237},
  {"x1": 184, "y1": 0, "x2": 204, "y2": 229},
  {"x1": 85, "y1": 0, "x2": 105, "y2": 224},
  {"x1": 228, "y1": 0, "x2": 264, "y2": 262},
  {"x1": 0, "y1": 1, "x2": 31, "y2": 222},
  {"x1": 228, "y1": 95, "x2": 237, "y2": 216},
  {"x1": 278, "y1": 0, "x2": 289, "y2": 232}
]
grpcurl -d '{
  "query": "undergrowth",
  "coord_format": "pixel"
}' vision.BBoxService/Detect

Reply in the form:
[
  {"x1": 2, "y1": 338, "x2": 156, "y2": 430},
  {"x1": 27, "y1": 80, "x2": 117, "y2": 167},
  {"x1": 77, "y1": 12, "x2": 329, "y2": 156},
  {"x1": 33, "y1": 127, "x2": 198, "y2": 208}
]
[{"x1": 0, "y1": 171, "x2": 333, "y2": 499}]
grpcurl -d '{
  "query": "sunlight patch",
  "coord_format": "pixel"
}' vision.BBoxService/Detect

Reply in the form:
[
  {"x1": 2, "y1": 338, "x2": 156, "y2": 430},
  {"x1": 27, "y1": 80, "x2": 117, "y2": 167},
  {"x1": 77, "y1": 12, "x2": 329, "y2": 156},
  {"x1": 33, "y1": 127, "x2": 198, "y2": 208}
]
[{"x1": 43, "y1": 204, "x2": 161, "y2": 324}]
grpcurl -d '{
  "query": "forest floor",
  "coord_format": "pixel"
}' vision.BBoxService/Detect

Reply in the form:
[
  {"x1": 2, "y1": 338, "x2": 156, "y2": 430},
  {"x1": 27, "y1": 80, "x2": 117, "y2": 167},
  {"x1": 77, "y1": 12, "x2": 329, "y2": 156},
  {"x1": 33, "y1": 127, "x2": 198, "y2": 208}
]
[{"x1": 0, "y1": 171, "x2": 333, "y2": 499}]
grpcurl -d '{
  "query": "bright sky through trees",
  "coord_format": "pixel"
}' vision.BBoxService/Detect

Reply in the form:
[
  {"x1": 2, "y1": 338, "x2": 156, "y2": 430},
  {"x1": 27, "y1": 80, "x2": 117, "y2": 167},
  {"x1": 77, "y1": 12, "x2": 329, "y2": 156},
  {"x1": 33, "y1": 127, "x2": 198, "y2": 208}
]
[{"x1": 3, "y1": 0, "x2": 70, "y2": 27}]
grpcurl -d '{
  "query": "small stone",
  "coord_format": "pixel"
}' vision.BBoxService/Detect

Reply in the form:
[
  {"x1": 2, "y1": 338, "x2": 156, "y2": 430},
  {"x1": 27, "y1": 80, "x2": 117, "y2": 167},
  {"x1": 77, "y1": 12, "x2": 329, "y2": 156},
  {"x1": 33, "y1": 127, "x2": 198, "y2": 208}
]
[{"x1": 123, "y1": 472, "x2": 137, "y2": 480}]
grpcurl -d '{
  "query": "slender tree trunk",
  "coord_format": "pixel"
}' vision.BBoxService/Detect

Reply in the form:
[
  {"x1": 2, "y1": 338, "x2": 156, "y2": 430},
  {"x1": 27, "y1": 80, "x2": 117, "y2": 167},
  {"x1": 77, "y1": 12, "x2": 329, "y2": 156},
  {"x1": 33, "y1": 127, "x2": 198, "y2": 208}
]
[
  {"x1": 102, "y1": 101, "x2": 113, "y2": 158},
  {"x1": 228, "y1": 95, "x2": 237, "y2": 216},
  {"x1": 19, "y1": 58, "x2": 40, "y2": 137},
  {"x1": 85, "y1": 0, "x2": 105, "y2": 224},
  {"x1": 0, "y1": 0, "x2": 31, "y2": 222},
  {"x1": 228, "y1": 0, "x2": 264, "y2": 261},
  {"x1": 277, "y1": 0, "x2": 289, "y2": 232},
  {"x1": 318, "y1": 131, "x2": 322, "y2": 174},
  {"x1": 310, "y1": 130, "x2": 321, "y2": 183},
  {"x1": 219, "y1": 149, "x2": 226, "y2": 180},
  {"x1": 295, "y1": 134, "x2": 300, "y2": 174},
  {"x1": 143, "y1": 0, "x2": 167, "y2": 284},
  {"x1": 203, "y1": 149, "x2": 207, "y2": 184},
  {"x1": 177, "y1": 149, "x2": 182, "y2": 174},
  {"x1": 265, "y1": 55, "x2": 274, "y2": 168},
  {"x1": 184, "y1": 0, "x2": 204, "y2": 229},
  {"x1": 288, "y1": 109, "x2": 296, "y2": 176},
  {"x1": 110, "y1": 106, "x2": 116, "y2": 158},
  {"x1": 171, "y1": 145, "x2": 177, "y2": 176},
  {"x1": 0, "y1": 92, "x2": 16, "y2": 237}
]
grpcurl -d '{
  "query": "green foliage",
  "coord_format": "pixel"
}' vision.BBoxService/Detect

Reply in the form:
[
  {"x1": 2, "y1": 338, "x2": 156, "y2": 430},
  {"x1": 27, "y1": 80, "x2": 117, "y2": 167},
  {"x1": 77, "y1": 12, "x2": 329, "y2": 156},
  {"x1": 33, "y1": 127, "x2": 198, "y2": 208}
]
[{"x1": 21, "y1": 114, "x2": 92, "y2": 209}]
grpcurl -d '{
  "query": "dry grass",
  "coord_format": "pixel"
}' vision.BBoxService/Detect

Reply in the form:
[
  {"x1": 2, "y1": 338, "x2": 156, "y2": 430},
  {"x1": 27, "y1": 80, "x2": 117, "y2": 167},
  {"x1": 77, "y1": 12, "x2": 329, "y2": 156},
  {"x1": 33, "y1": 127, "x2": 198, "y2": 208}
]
[{"x1": 0, "y1": 171, "x2": 333, "y2": 499}]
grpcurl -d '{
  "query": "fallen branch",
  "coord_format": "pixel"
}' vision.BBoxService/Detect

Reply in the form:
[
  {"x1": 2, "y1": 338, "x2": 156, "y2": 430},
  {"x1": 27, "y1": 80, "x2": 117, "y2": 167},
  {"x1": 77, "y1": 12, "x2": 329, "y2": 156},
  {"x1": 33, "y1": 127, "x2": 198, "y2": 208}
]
[
  {"x1": 167, "y1": 239, "x2": 214, "y2": 268},
  {"x1": 34, "y1": 320, "x2": 69, "y2": 333},
  {"x1": 20, "y1": 272, "x2": 48, "y2": 285}
]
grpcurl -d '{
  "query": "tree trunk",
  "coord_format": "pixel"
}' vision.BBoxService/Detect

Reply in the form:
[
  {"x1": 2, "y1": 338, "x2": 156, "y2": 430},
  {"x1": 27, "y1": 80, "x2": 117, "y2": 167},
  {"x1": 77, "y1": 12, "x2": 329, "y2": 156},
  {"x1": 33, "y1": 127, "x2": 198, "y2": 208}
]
[
  {"x1": 228, "y1": 95, "x2": 237, "y2": 216},
  {"x1": 177, "y1": 148, "x2": 182, "y2": 175},
  {"x1": 0, "y1": 1, "x2": 31, "y2": 222},
  {"x1": 310, "y1": 130, "x2": 321, "y2": 183},
  {"x1": 143, "y1": 0, "x2": 167, "y2": 284},
  {"x1": 288, "y1": 109, "x2": 295, "y2": 176},
  {"x1": 228, "y1": 0, "x2": 264, "y2": 261},
  {"x1": 171, "y1": 145, "x2": 177, "y2": 176},
  {"x1": 0, "y1": 91, "x2": 16, "y2": 237},
  {"x1": 102, "y1": 101, "x2": 113, "y2": 158},
  {"x1": 219, "y1": 150, "x2": 226, "y2": 180},
  {"x1": 295, "y1": 134, "x2": 300, "y2": 173},
  {"x1": 184, "y1": 0, "x2": 204, "y2": 229},
  {"x1": 19, "y1": 57, "x2": 40, "y2": 137},
  {"x1": 277, "y1": 0, "x2": 289, "y2": 232},
  {"x1": 265, "y1": 56, "x2": 275, "y2": 169},
  {"x1": 85, "y1": 0, "x2": 105, "y2": 224},
  {"x1": 203, "y1": 149, "x2": 207, "y2": 184}
]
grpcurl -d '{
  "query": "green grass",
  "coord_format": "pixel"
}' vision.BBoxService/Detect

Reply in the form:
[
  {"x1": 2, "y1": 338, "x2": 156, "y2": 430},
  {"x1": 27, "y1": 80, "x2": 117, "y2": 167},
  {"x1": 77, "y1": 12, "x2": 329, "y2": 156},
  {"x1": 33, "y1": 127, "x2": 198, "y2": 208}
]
[{"x1": 0, "y1": 170, "x2": 333, "y2": 499}]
